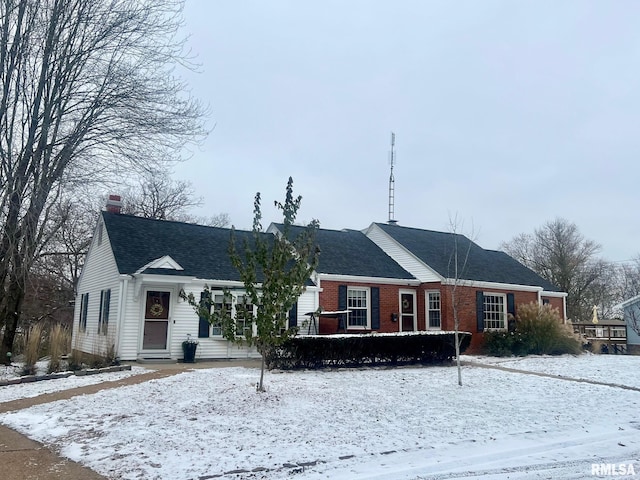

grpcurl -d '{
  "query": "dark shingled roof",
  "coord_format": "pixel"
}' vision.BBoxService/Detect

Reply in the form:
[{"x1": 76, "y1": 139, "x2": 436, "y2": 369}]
[
  {"x1": 374, "y1": 223, "x2": 561, "y2": 291},
  {"x1": 273, "y1": 224, "x2": 415, "y2": 279},
  {"x1": 102, "y1": 212, "x2": 269, "y2": 281},
  {"x1": 102, "y1": 213, "x2": 553, "y2": 290}
]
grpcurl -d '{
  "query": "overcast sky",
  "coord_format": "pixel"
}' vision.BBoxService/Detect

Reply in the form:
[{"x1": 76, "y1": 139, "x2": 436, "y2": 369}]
[{"x1": 176, "y1": 0, "x2": 640, "y2": 263}]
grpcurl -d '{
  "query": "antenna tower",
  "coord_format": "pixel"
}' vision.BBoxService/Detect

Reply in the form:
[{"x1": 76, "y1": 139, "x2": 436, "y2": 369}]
[{"x1": 388, "y1": 132, "x2": 397, "y2": 224}]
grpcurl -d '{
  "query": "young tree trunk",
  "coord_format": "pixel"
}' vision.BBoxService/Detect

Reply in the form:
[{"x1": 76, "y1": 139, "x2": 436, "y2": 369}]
[
  {"x1": 258, "y1": 353, "x2": 266, "y2": 392},
  {"x1": 453, "y1": 309, "x2": 462, "y2": 386},
  {"x1": 454, "y1": 330, "x2": 462, "y2": 386}
]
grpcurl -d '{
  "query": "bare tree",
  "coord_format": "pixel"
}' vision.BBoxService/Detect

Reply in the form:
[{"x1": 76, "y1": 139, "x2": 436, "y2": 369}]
[
  {"x1": 618, "y1": 256, "x2": 640, "y2": 302},
  {"x1": 605, "y1": 256, "x2": 640, "y2": 320},
  {"x1": 500, "y1": 218, "x2": 606, "y2": 322},
  {"x1": 122, "y1": 170, "x2": 202, "y2": 220},
  {"x1": 121, "y1": 170, "x2": 231, "y2": 226},
  {"x1": 38, "y1": 198, "x2": 99, "y2": 291},
  {"x1": 626, "y1": 302, "x2": 640, "y2": 336},
  {"x1": 445, "y1": 215, "x2": 474, "y2": 386},
  {"x1": 17, "y1": 198, "x2": 97, "y2": 336},
  {"x1": 0, "y1": 0, "x2": 207, "y2": 362},
  {"x1": 193, "y1": 213, "x2": 231, "y2": 228}
]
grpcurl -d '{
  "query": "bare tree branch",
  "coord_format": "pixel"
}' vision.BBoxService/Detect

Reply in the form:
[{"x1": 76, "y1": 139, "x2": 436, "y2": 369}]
[
  {"x1": 0, "y1": 0, "x2": 207, "y2": 361},
  {"x1": 500, "y1": 217, "x2": 611, "y2": 322}
]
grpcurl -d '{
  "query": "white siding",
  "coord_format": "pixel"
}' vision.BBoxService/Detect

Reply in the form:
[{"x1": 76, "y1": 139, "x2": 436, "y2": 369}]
[
  {"x1": 296, "y1": 290, "x2": 319, "y2": 335},
  {"x1": 75, "y1": 216, "x2": 321, "y2": 361},
  {"x1": 167, "y1": 286, "x2": 320, "y2": 360},
  {"x1": 71, "y1": 217, "x2": 121, "y2": 357},
  {"x1": 108, "y1": 280, "x2": 316, "y2": 361},
  {"x1": 117, "y1": 279, "x2": 142, "y2": 360},
  {"x1": 174, "y1": 285, "x2": 259, "y2": 360},
  {"x1": 365, "y1": 224, "x2": 441, "y2": 283}
]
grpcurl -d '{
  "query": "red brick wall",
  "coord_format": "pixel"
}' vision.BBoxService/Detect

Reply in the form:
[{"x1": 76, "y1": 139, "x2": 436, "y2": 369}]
[
  {"x1": 318, "y1": 280, "x2": 410, "y2": 333},
  {"x1": 318, "y1": 279, "x2": 566, "y2": 354},
  {"x1": 542, "y1": 296, "x2": 565, "y2": 318}
]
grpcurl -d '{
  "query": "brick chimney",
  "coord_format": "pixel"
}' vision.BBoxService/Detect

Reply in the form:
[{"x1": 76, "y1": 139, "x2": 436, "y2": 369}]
[{"x1": 106, "y1": 194, "x2": 123, "y2": 214}]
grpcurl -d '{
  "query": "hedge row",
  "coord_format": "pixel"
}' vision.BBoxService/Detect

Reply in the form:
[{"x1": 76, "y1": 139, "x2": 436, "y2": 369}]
[{"x1": 265, "y1": 331, "x2": 472, "y2": 370}]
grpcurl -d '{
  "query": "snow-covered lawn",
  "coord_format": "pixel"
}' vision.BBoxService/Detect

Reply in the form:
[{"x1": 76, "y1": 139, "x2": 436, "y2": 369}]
[
  {"x1": 0, "y1": 364, "x2": 150, "y2": 403},
  {"x1": 1, "y1": 356, "x2": 640, "y2": 479},
  {"x1": 462, "y1": 353, "x2": 640, "y2": 389}
]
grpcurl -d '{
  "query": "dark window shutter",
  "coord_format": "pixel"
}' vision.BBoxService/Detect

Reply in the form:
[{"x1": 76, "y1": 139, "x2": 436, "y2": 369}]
[
  {"x1": 338, "y1": 285, "x2": 347, "y2": 331},
  {"x1": 98, "y1": 290, "x2": 104, "y2": 333},
  {"x1": 288, "y1": 301, "x2": 298, "y2": 328},
  {"x1": 82, "y1": 293, "x2": 89, "y2": 328},
  {"x1": 198, "y1": 291, "x2": 210, "y2": 338},
  {"x1": 104, "y1": 289, "x2": 111, "y2": 330},
  {"x1": 507, "y1": 293, "x2": 515, "y2": 317},
  {"x1": 476, "y1": 291, "x2": 485, "y2": 332},
  {"x1": 371, "y1": 287, "x2": 380, "y2": 330},
  {"x1": 105, "y1": 289, "x2": 111, "y2": 317}
]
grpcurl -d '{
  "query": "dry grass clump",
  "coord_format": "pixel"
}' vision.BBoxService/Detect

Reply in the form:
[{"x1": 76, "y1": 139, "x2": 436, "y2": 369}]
[
  {"x1": 47, "y1": 324, "x2": 70, "y2": 373},
  {"x1": 22, "y1": 323, "x2": 44, "y2": 375},
  {"x1": 484, "y1": 302, "x2": 583, "y2": 356}
]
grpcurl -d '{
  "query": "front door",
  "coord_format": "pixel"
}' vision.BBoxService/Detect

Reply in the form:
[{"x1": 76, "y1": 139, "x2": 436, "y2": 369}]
[
  {"x1": 142, "y1": 290, "x2": 171, "y2": 350},
  {"x1": 400, "y1": 291, "x2": 416, "y2": 332}
]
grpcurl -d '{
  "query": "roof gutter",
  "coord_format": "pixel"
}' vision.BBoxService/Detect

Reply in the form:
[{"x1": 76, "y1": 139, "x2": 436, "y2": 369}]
[
  {"x1": 319, "y1": 273, "x2": 420, "y2": 286},
  {"x1": 441, "y1": 278, "x2": 567, "y2": 297}
]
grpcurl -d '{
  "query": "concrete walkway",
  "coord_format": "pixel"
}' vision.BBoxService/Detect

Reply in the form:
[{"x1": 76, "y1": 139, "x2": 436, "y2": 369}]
[{"x1": 0, "y1": 359, "x2": 260, "y2": 480}]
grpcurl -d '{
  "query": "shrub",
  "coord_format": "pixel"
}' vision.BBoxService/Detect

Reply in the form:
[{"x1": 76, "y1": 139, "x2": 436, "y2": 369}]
[
  {"x1": 83, "y1": 332, "x2": 118, "y2": 369},
  {"x1": 483, "y1": 330, "x2": 519, "y2": 357},
  {"x1": 483, "y1": 302, "x2": 582, "y2": 356},
  {"x1": 67, "y1": 332, "x2": 86, "y2": 371},
  {"x1": 67, "y1": 351, "x2": 85, "y2": 371},
  {"x1": 47, "y1": 324, "x2": 70, "y2": 373},
  {"x1": 265, "y1": 331, "x2": 472, "y2": 370},
  {"x1": 22, "y1": 323, "x2": 44, "y2": 375},
  {"x1": 517, "y1": 302, "x2": 582, "y2": 355}
]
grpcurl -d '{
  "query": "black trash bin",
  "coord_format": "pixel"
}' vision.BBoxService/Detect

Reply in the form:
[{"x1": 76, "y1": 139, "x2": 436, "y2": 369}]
[{"x1": 182, "y1": 340, "x2": 198, "y2": 363}]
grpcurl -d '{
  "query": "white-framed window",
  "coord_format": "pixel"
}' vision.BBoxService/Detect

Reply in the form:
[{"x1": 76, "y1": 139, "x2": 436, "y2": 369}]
[
  {"x1": 426, "y1": 291, "x2": 441, "y2": 329},
  {"x1": 211, "y1": 293, "x2": 232, "y2": 336},
  {"x1": 206, "y1": 293, "x2": 257, "y2": 337},
  {"x1": 235, "y1": 295, "x2": 254, "y2": 337},
  {"x1": 483, "y1": 293, "x2": 506, "y2": 330},
  {"x1": 347, "y1": 287, "x2": 369, "y2": 328},
  {"x1": 98, "y1": 289, "x2": 111, "y2": 335},
  {"x1": 79, "y1": 293, "x2": 89, "y2": 332}
]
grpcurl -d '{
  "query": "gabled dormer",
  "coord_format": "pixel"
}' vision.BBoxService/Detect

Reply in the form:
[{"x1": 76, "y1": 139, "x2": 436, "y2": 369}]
[{"x1": 135, "y1": 255, "x2": 184, "y2": 274}]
